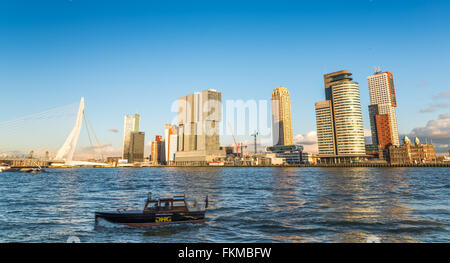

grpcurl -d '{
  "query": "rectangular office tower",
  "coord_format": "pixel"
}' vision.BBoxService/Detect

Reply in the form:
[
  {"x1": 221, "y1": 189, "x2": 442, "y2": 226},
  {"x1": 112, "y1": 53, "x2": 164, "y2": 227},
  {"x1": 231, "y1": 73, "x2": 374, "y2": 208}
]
[
  {"x1": 367, "y1": 70, "x2": 400, "y2": 148},
  {"x1": 130, "y1": 131, "x2": 145, "y2": 163},
  {"x1": 151, "y1": 135, "x2": 165, "y2": 165},
  {"x1": 175, "y1": 89, "x2": 225, "y2": 165},
  {"x1": 315, "y1": 70, "x2": 367, "y2": 163},
  {"x1": 122, "y1": 114, "x2": 140, "y2": 162},
  {"x1": 315, "y1": 100, "x2": 336, "y2": 155},
  {"x1": 164, "y1": 124, "x2": 178, "y2": 165}
]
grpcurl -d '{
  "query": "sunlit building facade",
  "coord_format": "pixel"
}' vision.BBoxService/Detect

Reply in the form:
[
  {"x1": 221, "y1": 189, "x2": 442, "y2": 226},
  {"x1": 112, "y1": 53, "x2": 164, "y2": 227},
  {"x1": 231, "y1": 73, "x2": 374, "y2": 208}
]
[
  {"x1": 331, "y1": 80, "x2": 366, "y2": 155},
  {"x1": 122, "y1": 114, "x2": 140, "y2": 161},
  {"x1": 315, "y1": 100, "x2": 336, "y2": 155},
  {"x1": 315, "y1": 70, "x2": 367, "y2": 163},
  {"x1": 175, "y1": 89, "x2": 225, "y2": 165},
  {"x1": 368, "y1": 70, "x2": 400, "y2": 147},
  {"x1": 151, "y1": 135, "x2": 165, "y2": 165},
  {"x1": 271, "y1": 86, "x2": 294, "y2": 146},
  {"x1": 385, "y1": 136, "x2": 436, "y2": 164},
  {"x1": 164, "y1": 124, "x2": 178, "y2": 165}
]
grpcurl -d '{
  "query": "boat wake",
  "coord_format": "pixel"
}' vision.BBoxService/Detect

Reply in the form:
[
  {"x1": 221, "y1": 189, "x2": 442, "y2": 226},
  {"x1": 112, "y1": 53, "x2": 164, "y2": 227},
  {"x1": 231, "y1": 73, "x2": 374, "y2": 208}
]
[{"x1": 94, "y1": 217, "x2": 128, "y2": 229}]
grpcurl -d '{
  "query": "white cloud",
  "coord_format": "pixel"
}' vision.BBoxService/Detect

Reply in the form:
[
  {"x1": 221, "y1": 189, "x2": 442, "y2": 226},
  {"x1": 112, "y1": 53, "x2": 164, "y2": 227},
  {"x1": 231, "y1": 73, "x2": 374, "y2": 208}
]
[
  {"x1": 420, "y1": 91, "x2": 450, "y2": 113},
  {"x1": 294, "y1": 131, "x2": 318, "y2": 153},
  {"x1": 433, "y1": 91, "x2": 450, "y2": 99},
  {"x1": 410, "y1": 114, "x2": 450, "y2": 140},
  {"x1": 420, "y1": 103, "x2": 450, "y2": 113},
  {"x1": 74, "y1": 144, "x2": 122, "y2": 160},
  {"x1": 293, "y1": 131, "x2": 317, "y2": 145}
]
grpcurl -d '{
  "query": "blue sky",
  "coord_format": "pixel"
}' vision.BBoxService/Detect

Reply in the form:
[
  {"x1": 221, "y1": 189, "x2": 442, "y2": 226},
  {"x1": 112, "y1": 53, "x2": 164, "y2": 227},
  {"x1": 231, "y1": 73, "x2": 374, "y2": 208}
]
[{"x1": 1, "y1": 0, "x2": 449, "y2": 155}]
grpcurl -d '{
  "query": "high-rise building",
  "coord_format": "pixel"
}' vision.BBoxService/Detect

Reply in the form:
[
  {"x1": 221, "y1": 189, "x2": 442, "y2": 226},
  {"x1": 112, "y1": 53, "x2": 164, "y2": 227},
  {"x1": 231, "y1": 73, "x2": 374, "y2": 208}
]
[
  {"x1": 271, "y1": 86, "x2": 293, "y2": 146},
  {"x1": 164, "y1": 124, "x2": 178, "y2": 165},
  {"x1": 129, "y1": 132, "x2": 145, "y2": 163},
  {"x1": 315, "y1": 100, "x2": 336, "y2": 155},
  {"x1": 331, "y1": 79, "x2": 366, "y2": 155},
  {"x1": 151, "y1": 135, "x2": 165, "y2": 164},
  {"x1": 175, "y1": 89, "x2": 225, "y2": 165},
  {"x1": 314, "y1": 70, "x2": 367, "y2": 163},
  {"x1": 168, "y1": 134, "x2": 178, "y2": 164},
  {"x1": 122, "y1": 114, "x2": 140, "y2": 161},
  {"x1": 367, "y1": 70, "x2": 400, "y2": 147}
]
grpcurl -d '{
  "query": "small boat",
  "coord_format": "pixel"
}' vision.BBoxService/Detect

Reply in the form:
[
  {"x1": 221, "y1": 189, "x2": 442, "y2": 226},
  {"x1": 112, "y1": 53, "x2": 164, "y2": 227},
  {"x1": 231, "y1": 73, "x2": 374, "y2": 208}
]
[
  {"x1": 19, "y1": 167, "x2": 44, "y2": 173},
  {"x1": 9, "y1": 160, "x2": 44, "y2": 173},
  {"x1": 95, "y1": 193, "x2": 208, "y2": 227},
  {"x1": 208, "y1": 161, "x2": 225, "y2": 166},
  {"x1": 5, "y1": 167, "x2": 44, "y2": 173},
  {"x1": 0, "y1": 166, "x2": 10, "y2": 172}
]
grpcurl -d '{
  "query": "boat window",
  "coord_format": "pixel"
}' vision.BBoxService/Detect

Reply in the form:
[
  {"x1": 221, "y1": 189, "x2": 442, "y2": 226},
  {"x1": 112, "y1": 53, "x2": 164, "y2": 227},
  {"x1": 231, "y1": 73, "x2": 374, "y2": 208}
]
[
  {"x1": 164, "y1": 201, "x2": 170, "y2": 210},
  {"x1": 146, "y1": 202, "x2": 158, "y2": 210},
  {"x1": 173, "y1": 201, "x2": 185, "y2": 207},
  {"x1": 186, "y1": 200, "x2": 197, "y2": 208}
]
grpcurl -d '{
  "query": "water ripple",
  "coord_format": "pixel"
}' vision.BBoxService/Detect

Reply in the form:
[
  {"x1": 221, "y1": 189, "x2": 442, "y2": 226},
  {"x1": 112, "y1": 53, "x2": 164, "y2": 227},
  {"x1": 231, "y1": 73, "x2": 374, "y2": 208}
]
[{"x1": 0, "y1": 167, "x2": 449, "y2": 242}]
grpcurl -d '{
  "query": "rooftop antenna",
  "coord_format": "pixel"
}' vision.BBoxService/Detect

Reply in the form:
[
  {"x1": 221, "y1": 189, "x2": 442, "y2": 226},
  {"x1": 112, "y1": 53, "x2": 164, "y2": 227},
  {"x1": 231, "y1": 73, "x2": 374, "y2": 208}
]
[{"x1": 374, "y1": 66, "x2": 381, "y2": 74}]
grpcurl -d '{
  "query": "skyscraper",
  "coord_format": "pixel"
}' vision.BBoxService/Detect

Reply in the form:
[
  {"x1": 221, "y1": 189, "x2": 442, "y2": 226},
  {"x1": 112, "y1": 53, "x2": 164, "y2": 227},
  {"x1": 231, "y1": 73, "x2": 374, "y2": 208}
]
[
  {"x1": 315, "y1": 100, "x2": 335, "y2": 155},
  {"x1": 151, "y1": 135, "x2": 165, "y2": 164},
  {"x1": 164, "y1": 123, "x2": 178, "y2": 165},
  {"x1": 122, "y1": 114, "x2": 140, "y2": 161},
  {"x1": 315, "y1": 70, "x2": 366, "y2": 163},
  {"x1": 367, "y1": 70, "x2": 400, "y2": 147},
  {"x1": 129, "y1": 131, "x2": 145, "y2": 163},
  {"x1": 175, "y1": 89, "x2": 225, "y2": 165},
  {"x1": 271, "y1": 86, "x2": 293, "y2": 146}
]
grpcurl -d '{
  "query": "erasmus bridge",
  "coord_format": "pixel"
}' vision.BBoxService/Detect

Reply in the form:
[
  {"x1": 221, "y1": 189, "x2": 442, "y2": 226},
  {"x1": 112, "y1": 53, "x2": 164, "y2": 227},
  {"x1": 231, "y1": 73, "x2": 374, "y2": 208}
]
[
  {"x1": 0, "y1": 97, "x2": 107, "y2": 167},
  {"x1": 52, "y1": 97, "x2": 107, "y2": 166}
]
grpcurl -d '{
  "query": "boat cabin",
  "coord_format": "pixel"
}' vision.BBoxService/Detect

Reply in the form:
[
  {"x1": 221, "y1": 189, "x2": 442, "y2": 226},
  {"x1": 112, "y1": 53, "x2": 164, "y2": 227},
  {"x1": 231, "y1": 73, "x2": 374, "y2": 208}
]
[{"x1": 143, "y1": 193, "x2": 197, "y2": 213}]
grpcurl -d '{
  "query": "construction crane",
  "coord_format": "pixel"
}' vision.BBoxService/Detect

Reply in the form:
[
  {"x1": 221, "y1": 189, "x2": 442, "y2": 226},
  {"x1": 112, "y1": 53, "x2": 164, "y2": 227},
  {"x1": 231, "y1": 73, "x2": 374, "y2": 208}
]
[
  {"x1": 227, "y1": 122, "x2": 241, "y2": 157},
  {"x1": 239, "y1": 143, "x2": 248, "y2": 157},
  {"x1": 231, "y1": 133, "x2": 240, "y2": 157},
  {"x1": 251, "y1": 131, "x2": 259, "y2": 154}
]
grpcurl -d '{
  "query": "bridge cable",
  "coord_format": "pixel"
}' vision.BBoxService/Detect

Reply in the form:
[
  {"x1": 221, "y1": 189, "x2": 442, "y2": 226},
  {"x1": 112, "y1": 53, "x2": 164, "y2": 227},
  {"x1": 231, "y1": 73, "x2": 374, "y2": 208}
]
[{"x1": 83, "y1": 110, "x2": 104, "y2": 161}]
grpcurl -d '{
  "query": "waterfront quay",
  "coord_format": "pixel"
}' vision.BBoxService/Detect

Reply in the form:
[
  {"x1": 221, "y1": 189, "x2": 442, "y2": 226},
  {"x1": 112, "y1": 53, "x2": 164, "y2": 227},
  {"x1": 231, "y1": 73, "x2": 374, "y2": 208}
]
[
  {"x1": 2, "y1": 158, "x2": 448, "y2": 169},
  {"x1": 0, "y1": 158, "x2": 51, "y2": 168},
  {"x1": 49, "y1": 163, "x2": 449, "y2": 168}
]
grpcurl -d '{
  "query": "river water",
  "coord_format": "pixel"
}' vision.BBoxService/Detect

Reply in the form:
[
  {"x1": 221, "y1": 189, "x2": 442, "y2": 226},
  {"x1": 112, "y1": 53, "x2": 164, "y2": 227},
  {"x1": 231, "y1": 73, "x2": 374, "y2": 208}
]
[{"x1": 0, "y1": 167, "x2": 449, "y2": 242}]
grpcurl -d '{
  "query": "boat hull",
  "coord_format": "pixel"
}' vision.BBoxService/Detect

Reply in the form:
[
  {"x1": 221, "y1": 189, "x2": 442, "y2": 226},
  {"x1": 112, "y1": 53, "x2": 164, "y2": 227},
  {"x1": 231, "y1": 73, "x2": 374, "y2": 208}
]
[{"x1": 95, "y1": 210, "x2": 206, "y2": 227}]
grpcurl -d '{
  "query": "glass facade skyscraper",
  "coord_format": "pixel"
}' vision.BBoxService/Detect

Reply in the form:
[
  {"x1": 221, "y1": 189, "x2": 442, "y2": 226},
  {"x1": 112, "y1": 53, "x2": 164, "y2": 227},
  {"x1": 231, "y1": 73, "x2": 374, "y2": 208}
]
[
  {"x1": 315, "y1": 70, "x2": 366, "y2": 163},
  {"x1": 122, "y1": 114, "x2": 140, "y2": 161}
]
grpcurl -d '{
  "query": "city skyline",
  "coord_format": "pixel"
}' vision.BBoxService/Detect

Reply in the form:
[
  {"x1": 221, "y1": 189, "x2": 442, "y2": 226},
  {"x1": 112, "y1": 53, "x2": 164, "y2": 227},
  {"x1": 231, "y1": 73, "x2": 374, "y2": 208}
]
[{"x1": 1, "y1": 0, "x2": 449, "y2": 156}]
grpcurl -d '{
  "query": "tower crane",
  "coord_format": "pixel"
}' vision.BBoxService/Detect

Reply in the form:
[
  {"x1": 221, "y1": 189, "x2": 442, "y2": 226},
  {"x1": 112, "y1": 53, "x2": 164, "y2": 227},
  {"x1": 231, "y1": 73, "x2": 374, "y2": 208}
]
[{"x1": 251, "y1": 131, "x2": 259, "y2": 154}]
